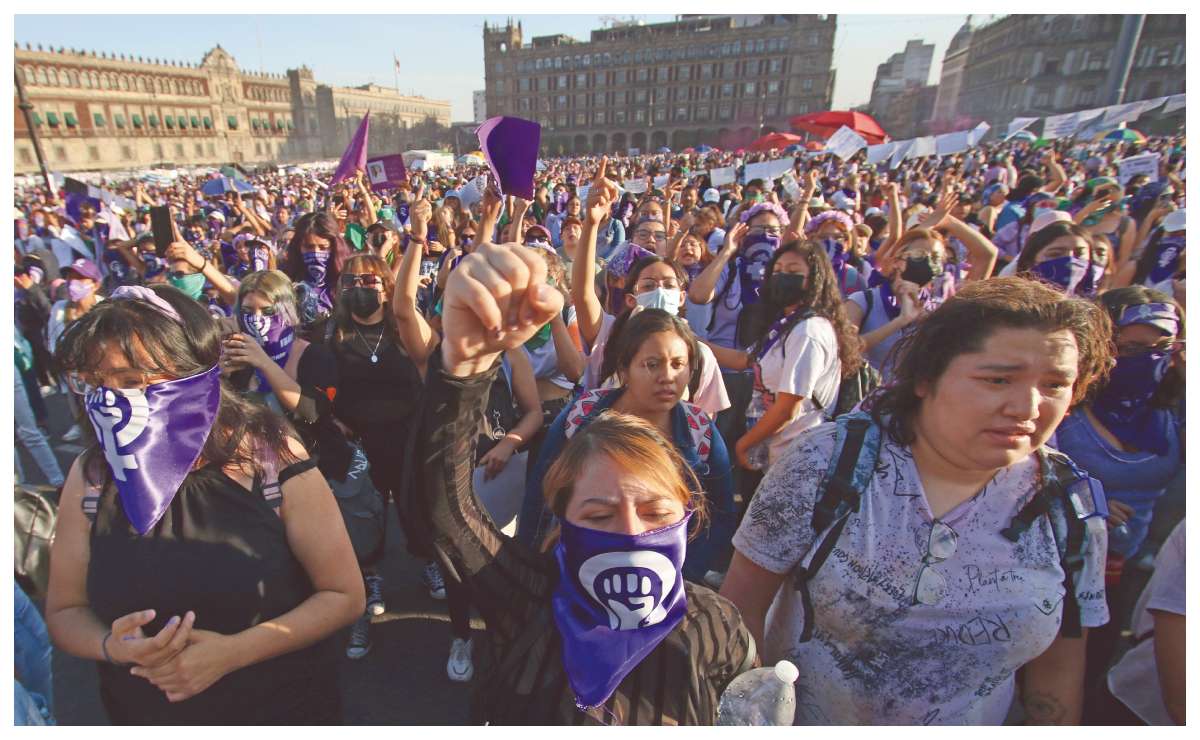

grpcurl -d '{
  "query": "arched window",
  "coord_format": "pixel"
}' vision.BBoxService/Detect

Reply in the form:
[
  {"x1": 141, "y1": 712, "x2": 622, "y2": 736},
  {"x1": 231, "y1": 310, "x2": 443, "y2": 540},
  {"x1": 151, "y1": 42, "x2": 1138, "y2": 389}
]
[
  {"x1": 47, "y1": 68, "x2": 59, "y2": 86},
  {"x1": 90, "y1": 71, "x2": 99, "y2": 88},
  {"x1": 35, "y1": 67, "x2": 48, "y2": 85}
]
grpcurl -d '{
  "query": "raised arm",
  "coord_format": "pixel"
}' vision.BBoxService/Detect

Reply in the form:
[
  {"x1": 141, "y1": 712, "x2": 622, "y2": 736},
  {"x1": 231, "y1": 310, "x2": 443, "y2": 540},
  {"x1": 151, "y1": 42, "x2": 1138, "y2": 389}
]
[
  {"x1": 689, "y1": 221, "x2": 745, "y2": 305},
  {"x1": 574, "y1": 157, "x2": 619, "y2": 347},
  {"x1": 392, "y1": 198, "x2": 439, "y2": 368}
]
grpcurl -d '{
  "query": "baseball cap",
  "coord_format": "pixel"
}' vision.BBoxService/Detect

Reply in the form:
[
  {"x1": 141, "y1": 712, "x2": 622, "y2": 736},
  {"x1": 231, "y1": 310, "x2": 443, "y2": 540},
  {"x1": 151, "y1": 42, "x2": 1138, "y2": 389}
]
[
  {"x1": 1162, "y1": 209, "x2": 1186, "y2": 233},
  {"x1": 60, "y1": 257, "x2": 102, "y2": 282},
  {"x1": 830, "y1": 191, "x2": 855, "y2": 212},
  {"x1": 864, "y1": 207, "x2": 884, "y2": 219},
  {"x1": 1030, "y1": 209, "x2": 1073, "y2": 235},
  {"x1": 703, "y1": 188, "x2": 720, "y2": 204},
  {"x1": 207, "y1": 210, "x2": 226, "y2": 223}
]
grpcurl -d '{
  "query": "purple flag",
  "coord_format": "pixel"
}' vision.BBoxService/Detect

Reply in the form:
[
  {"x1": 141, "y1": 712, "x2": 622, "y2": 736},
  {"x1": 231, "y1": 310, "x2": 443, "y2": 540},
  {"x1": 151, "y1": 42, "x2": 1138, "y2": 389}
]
[
  {"x1": 84, "y1": 364, "x2": 222, "y2": 535},
  {"x1": 331, "y1": 113, "x2": 371, "y2": 185},
  {"x1": 476, "y1": 116, "x2": 540, "y2": 200},
  {"x1": 365, "y1": 153, "x2": 408, "y2": 192}
]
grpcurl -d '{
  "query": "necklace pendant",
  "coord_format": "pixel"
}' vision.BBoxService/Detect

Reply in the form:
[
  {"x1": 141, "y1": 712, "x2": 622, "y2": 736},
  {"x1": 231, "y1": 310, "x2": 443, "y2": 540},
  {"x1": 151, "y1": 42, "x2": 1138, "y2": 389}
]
[{"x1": 371, "y1": 353, "x2": 378, "y2": 364}]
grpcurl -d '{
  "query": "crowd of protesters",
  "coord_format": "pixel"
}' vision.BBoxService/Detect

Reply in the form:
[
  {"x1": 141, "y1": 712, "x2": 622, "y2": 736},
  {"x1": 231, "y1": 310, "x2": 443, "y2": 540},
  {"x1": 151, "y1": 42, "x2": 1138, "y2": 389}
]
[{"x1": 13, "y1": 124, "x2": 1185, "y2": 725}]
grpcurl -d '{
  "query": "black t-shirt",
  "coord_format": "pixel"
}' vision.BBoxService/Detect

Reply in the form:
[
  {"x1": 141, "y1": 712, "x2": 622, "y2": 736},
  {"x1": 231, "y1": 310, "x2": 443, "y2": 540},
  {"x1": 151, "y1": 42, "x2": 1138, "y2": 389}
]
[{"x1": 331, "y1": 319, "x2": 422, "y2": 435}]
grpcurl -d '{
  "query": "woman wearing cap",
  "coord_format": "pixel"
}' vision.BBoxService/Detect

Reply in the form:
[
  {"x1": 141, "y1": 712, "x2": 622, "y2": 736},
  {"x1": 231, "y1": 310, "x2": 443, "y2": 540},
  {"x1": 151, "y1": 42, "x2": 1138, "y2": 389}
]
[
  {"x1": 847, "y1": 191, "x2": 999, "y2": 381},
  {"x1": 407, "y1": 240, "x2": 754, "y2": 724},
  {"x1": 45, "y1": 284, "x2": 363, "y2": 724},
  {"x1": 722, "y1": 276, "x2": 1113, "y2": 725}
]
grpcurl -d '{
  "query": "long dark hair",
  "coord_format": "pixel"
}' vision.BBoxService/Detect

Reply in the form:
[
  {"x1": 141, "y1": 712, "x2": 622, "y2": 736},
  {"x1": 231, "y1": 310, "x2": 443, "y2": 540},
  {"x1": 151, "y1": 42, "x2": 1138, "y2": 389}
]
[
  {"x1": 331, "y1": 254, "x2": 402, "y2": 346},
  {"x1": 605, "y1": 253, "x2": 689, "y2": 361},
  {"x1": 867, "y1": 277, "x2": 1113, "y2": 445},
  {"x1": 54, "y1": 284, "x2": 300, "y2": 488},
  {"x1": 1016, "y1": 221, "x2": 1095, "y2": 273},
  {"x1": 285, "y1": 211, "x2": 351, "y2": 290},
  {"x1": 1096, "y1": 286, "x2": 1185, "y2": 409},
  {"x1": 600, "y1": 308, "x2": 701, "y2": 400},
  {"x1": 741, "y1": 239, "x2": 864, "y2": 379}
]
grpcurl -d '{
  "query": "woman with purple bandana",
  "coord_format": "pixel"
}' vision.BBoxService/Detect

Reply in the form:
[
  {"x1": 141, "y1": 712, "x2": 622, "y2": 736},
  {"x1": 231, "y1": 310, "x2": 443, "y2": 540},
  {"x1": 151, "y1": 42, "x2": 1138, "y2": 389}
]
[
  {"x1": 1053, "y1": 290, "x2": 1184, "y2": 679},
  {"x1": 44, "y1": 284, "x2": 363, "y2": 724},
  {"x1": 284, "y1": 211, "x2": 351, "y2": 330},
  {"x1": 1014, "y1": 220, "x2": 1102, "y2": 297},
  {"x1": 408, "y1": 240, "x2": 754, "y2": 723}
]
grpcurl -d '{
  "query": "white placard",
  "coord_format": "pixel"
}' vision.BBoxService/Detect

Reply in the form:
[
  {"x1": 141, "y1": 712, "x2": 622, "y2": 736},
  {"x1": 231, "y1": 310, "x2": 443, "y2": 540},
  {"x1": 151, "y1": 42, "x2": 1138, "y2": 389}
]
[
  {"x1": 458, "y1": 175, "x2": 485, "y2": 208},
  {"x1": 866, "y1": 142, "x2": 897, "y2": 165},
  {"x1": 1004, "y1": 117, "x2": 1039, "y2": 140},
  {"x1": 907, "y1": 136, "x2": 937, "y2": 159},
  {"x1": 1163, "y1": 94, "x2": 1185, "y2": 115},
  {"x1": 576, "y1": 184, "x2": 591, "y2": 202},
  {"x1": 888, "y1": 140, "x2": 913, "y2": 169},
  {"x1": 622, "y1": 178, "x2": 648, "y2": 194},
  {"x1": 935, "y1": 130, "x2": 971, "y2": 156},
  {"x1": 780, "y1": 172, "x2": 803, "y2": 200},
  {"x1": 1041, "y1": 112, "x2": 1080, "y2": 141},
  {"x1": 825, "y1": 125, "x2": 868, "y2": 161},
  {"x1": 742, "y1": 157, "x2": 793, "y2": 184},
  {"x1": 653, "y1": 174, "x2": 670, "y2": 189},
  {"x1": 967, "y1": 121, "x2": 991, "y2": 146},
  {"x1": 708, "y1": 167, "x2": 736, "y2": 187},
  {"x1": 1100, "y1": 101, "x2": 1149, "y2": 128},
  {"x1": 1117, "y1": 153, "x2": 1160, "y2": 187}
]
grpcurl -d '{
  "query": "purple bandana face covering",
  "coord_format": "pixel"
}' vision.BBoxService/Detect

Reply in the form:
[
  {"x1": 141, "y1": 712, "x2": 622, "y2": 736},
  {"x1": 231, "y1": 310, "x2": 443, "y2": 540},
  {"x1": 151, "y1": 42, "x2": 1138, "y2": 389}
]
[
  {"x1": 1149, "y1": 237, "x2": 1184, "y2": 284},
  {"x1": 239, "y1": 309, "x2": 295, "y2": 368},
  {"x1": 84, "y1": 364, "x2": 222, "y2": 535},
  {"x1": 738, "y1": 233, "x2": 781, "y2": 306},
  {"x1": 301, "y1": 250, "x2": 333, "y2": 311},
  {"x1": 1091, "y1": 350, "x2": 1173, "y2": 456},
  {"x1": 1031, "y1": 255, "x2": 1090, "y2": 294},
  {"x1": 552, "y1": 512, "x2": 691, "y2": 711},
  {"x1": 1075, "y1": 261, "x2": 1106, "y2": 297}
]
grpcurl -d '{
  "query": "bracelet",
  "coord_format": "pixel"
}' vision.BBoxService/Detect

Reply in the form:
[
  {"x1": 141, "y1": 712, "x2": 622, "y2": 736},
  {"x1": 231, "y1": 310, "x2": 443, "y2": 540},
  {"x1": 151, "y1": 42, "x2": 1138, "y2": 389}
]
[{"x1": 101, "y1": 630, "x2": 130, "y2": 666}]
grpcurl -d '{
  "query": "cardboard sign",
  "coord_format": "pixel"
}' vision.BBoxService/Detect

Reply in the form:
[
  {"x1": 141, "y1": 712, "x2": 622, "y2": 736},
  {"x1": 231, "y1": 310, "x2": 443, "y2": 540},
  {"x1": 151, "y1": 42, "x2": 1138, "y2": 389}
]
[
  {"x1": 1117, "y1": 153, "x2": 1160, "y2": 187},
  {"x1": 1004, "y1": 117, "x2": 1039, "y2": 140},
  {"x1": 458, "y1": 174, "x2": 487, "y2": 208},
  {"x1": 623, "y1": 178, "x2": 648, "y2": 194},
  {"x1": 825, "y1": 125, "x2": 868, "y2": 161},
  {"x1": 1163, "y1": 94, "x2": 1185, "y2": 115},
  {"x1": 653, "y1": 174, "x2": 670, "y2": 189},
  {"x1": 907, "y1": 136, "x2": 937, "y2": 159},
  {"x1": 742, "y1": 158, "x2": 793, "y2": 184},
  {"x1": 967, "y1": 121, "x2": 991, "y2": 146},
  {"x1": 780, "y1": 172, "x2": 804, "y2": 200},
  {"x1": 1042, "y1": 112, "x2": 1081, "y2": 140},
  {"x1": 365, "y1": 154, "x2": 408, "y2": 192}
]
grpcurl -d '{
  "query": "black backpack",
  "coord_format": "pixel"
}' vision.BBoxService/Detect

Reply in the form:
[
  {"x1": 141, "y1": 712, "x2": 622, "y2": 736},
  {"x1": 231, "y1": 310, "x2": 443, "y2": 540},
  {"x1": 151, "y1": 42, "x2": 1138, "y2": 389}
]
[{"x1": 791, "y1": 411, "x2": 1093, "y2": 643}]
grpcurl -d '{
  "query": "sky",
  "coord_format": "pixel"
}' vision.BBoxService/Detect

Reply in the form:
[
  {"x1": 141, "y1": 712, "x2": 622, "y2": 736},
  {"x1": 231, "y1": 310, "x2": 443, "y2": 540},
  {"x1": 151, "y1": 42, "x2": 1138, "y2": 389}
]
[{"x1": 15, "y1": 14, "x2": 977, "y2": 120}]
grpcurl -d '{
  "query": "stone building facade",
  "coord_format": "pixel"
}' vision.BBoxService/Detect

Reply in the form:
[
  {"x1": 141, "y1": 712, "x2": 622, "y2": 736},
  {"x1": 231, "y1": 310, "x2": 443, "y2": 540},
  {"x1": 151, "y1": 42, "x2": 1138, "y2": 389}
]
[
  {"x1": 482, "y1": 14, "x2": 837, "y2": 155},
  {"x1": 867, "y1": 38, "x2": 934, "y2": 127},
  {"x1": 929, "y1": 17, "x2": 976, "y2": 132},
  {"x1": 13, "y1": 43, "x2": 451, "y2": 173},
  {"x1": 956, "y1": 14, "x2": 1186, "y2": 134}
]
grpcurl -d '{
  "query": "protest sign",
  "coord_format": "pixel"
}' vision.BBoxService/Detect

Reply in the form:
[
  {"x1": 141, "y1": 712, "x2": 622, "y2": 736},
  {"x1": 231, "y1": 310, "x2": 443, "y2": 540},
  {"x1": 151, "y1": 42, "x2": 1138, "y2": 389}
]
[
  {"x1": 888, "y1": 140, "x2": 914, "y2": 169},
  {"x1": 1117, "y1": 153, "x2": 1160, "y2": 187},
  {"x1": 364, "y1": 154, "x2": 408, "y2": 192},
  {"x1": 457, "y1": 175, "x2": 486, "y2": 208},
  {"x1": 967, "y1": 121, "x2": 991, "y2": 146},
  {"x1": 866, "y1": 142, "x2": 897, "y2": 165},
  {"x1": 780, "y1": 172, "x2": 803, "y2": 200},
  {"x1": 826, "y1": 126, "x2": 868, "y2": 160},
  {"x1": 1099, "y1": 101, "x2": 1149, "y2": 128},
  {"x1": 742, "y1": 158, "x2": 793, "y2": 184},
  {"x1": 907, "y1": 136, "x2": 936, "y2": 159},
  {"x1": 708, "y1": 167, "x2": 736, "y2": 187},
  {"x1": 935, "y1": 131, "x2": 971, "y2": 156},
  {"x1": 1163, "y1": 94, "x2": 1185, "y2": 115},
  {"x1": 653, "y1": 174, "x2": 670, "y2": 189},
  {"x1": 623, "y1": 178, "x2": 648, "y2": 194},
  {"x1": 1005, "y1": 117, "x2": 1039, "y2": 140}
]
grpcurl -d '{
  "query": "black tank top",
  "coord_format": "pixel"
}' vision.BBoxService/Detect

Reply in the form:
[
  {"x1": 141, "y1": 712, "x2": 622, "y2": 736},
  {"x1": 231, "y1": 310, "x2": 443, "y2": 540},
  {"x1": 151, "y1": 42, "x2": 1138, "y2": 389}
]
[
  {"x1": 86, "y1": 463, "x2": 340, "y2": 725},
  {"x1": 332, "y1": 320, "x2": 422, "y2": 434}
]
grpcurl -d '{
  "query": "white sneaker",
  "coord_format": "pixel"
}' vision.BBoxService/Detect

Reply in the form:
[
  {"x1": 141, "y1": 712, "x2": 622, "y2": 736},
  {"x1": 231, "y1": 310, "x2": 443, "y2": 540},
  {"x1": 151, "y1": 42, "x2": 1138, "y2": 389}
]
[
  {"x1": 61, "y1": 424, "x2": 83, "y2": 442},
  {"x1": 39, "y1": 385, "x2": 56, "y2": 397},
  {"x1": 703, "y1": 569, "x2": 726, "y2": 590},
  {"x1": 364, "y1": 573, "x2": 386, "y2": 616},
  {"x1": 447, "y1": 637, "x2": 474, "y2": 682}
]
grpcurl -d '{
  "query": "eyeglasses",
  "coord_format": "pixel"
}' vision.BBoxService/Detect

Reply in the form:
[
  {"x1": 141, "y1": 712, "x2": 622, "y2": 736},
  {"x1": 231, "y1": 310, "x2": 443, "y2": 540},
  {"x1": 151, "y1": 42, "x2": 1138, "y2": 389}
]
[
  {"x1": 634, "y1": 229, "x2": 667, "y2": 241},
  {"x1": 747, "y1": 226, "x2": 783, "y2": 237},
  {"x1": 340, "y1": 273, "x2": 384, "y2": 289},
  {"x1": 913, "y1": 520, "x2": 958, "y2": 606},
  {"x1": 1115, "y1": 338, "x2": 1184, "y2": 357},
  {"x1": 66, "y1": 368, "x2": 157, "y2": 395},
  {"x1": 635, "y1": 278, "x2": 681, "y2": 292}
]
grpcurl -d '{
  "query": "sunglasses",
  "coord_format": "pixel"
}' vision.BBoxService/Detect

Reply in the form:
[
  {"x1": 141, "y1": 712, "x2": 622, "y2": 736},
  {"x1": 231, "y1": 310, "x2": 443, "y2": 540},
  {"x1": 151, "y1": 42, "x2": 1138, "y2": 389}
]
[{"x1": 340, "y1": 273, "x2": 384, "y2": 289}]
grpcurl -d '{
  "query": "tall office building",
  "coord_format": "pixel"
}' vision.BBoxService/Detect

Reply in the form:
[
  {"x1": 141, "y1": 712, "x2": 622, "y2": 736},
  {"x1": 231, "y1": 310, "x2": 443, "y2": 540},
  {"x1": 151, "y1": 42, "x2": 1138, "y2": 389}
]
[
  {"x1": 482, "y1": 14, "x2": 837, "y2": 155},
  {"x1": 14, "y1": 43, "x2": 451, "y2": 173}
]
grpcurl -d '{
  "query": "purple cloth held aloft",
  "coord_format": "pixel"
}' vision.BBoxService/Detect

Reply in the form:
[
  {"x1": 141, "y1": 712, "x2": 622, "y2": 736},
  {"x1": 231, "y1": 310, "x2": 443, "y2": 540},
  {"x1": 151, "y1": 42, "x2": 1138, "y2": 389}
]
[{"x1": 477, "y1": 116, "x2": 541, "y2": 200}]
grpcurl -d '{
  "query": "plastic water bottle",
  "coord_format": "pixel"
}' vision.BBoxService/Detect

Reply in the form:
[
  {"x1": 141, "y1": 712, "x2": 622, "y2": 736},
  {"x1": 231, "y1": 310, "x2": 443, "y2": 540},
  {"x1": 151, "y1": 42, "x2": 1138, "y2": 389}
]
[
  {"x1": 716, "y1": 660, "x2": 799, "y2": 726},
  {"x1": 743, "y1": 393, "x2": 769, "y2": 471}
]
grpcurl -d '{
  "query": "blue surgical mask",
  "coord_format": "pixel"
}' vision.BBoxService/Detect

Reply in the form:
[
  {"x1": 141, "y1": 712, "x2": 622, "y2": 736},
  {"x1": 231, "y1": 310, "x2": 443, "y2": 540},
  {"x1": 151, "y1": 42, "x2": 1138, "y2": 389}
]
[{"x1": 634, "y1": 287, "x2": 682, "y2": 315}]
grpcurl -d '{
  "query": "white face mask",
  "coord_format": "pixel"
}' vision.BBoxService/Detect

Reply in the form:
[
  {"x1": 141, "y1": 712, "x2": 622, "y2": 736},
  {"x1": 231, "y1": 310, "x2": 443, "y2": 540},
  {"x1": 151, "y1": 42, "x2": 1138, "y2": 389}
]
[{"x1": 634, "y1": 287, "x2": 682, "y2": 315}]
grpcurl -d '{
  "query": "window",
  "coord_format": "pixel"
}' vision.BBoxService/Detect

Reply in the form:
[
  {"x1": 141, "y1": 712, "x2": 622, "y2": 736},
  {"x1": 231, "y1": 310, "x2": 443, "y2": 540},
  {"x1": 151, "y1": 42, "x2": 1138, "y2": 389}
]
[
  {"x1": 88, "y1": 146, "x2": 100, "y2": 162},
  {"x1": 718, "y1": 103, "x2": 732, "y2": 120},
  {"x1": 191, "y1": 116, "x2": 201, "y2": 128},
  {"x1": 636, "y1": 69, "x2": 648, "y2": 82},
  {"x1": 767, "y1": 80, "x2": 781, "y2": 94},
  {"x1": 554, "y1": 57, "x2": 562, "y2": 70},
  {"x1": 558, "y1": 74, "x2": 567, "y2": 88},
  {"x1": 634, "y1": 110, "x2": 646, "y2": 123},
  {"x1": 769, "y1": 58, "x2": 783, "y2": 74},
  {"x1": 700, "y1": 86, "x2": 712, "y2": 100},
  {"x1": 723, "y1": 62, "x2": 736, "y2": 78},
  {"x1": 1043, "y1": 59, "x2": 1059, "y2": 75},
  {"x1": 54, "y1": 146, "x2": 67, "y2": 161},
  {"x1": 635, "y1": 89, "x2": 648, "y2": 104},
  {"x1": 594, "y1": 111, "x2": 605, "y2": 125},
  {"x1": 18, "y1": 148, "x2": 32, "y2": 164},
  {"x1": 614, "y1": 110, "x2": 626, "y2": 124},
  {"x1": 178, "y1": 116, "x2": 187, "y2": 130},
  {"x1": 535, "y1": 58, "x2": 543, "y2": 70},
  {"x1": 556, "y1": 94, "x2": 567, "y2": 108},
  {"x1": 654, "y1": 108, "x2": 666, "y2": 122},
  {"x1": 148, "y1": 114, "x2": 159, "y2": 128},
  {"x1": 802, "y1": 78, "x2": 813, "y2": 91},
  {"x1": 721, "y1": 83, "x2": 734, "y2": 98},
  {"x1": 255, "y1": 142, "x2": 263, "y2": 155},
  {"x1": 576, "y1": 72, "x2": 587, "y2": 87},
  {"x1": 206, "y1": 143, "x2": 216, "y2": 157},
  {"x1": 557, "y1": 113, "x2": 568, "y2": 127},
  {"x1": 700, "y1": 63, "x2": 713, "y2": 80},
  {"x1": 574, "y1": 112, "x2": 586, "y2": 125},
  {"x1": 575, "y1": 94, "x2": 587, "y2": 107},
  {"x1": 226, "y1": 115, "x2": 238, "y2": 129},
  {"x1": 46, "y1": 112, "x2": 60, "y2": 127},
  {"x1": 493, "y1": 80, "x2": 505, "y2": 94},
  {"x1": 657, "y1": 66, "x2": 669, "y2": 82},
  {"x1": 93, "y1": 112, "x2": 106, "y2": 127},
  {"x1": 744, "y1": 82, "x2": 756, "y2": 95},
  {"x1": 594, "y1": 92, "x2": 605, "y2": 106},
  {"x1": 64, "y1": 112, "x2": 78, "y2": 127},
  {"x1": 195, "y1": 144, "x2": 204, "y2": 156},
  {"x1": 675, "y1": 105, "x2": 688, "y2": 121},
  {"x1": 121, "y1": 145, "x2": 133, "y2": 159},
  {"x1": 696, "y1": 105, "x2": 710, "y2": 120},
  {"x1": 765, "y1": 101, "x2": 778, "y2": 117},
  {"x1": 519, "y1": 78, "x2": 530, "y2": 92}
]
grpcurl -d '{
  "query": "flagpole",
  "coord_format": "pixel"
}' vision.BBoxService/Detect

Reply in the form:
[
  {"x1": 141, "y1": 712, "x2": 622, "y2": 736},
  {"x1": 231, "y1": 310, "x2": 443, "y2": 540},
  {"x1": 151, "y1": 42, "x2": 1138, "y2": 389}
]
[{"x1": 393, "y1": 52, "x2": 400, "y2": 95}]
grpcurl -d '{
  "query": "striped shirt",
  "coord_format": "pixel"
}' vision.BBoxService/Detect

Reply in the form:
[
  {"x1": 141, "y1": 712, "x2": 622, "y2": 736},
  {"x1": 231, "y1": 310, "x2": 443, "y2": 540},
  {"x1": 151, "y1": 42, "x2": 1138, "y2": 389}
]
[{"x1": 407, "y1": 354, "x2": 754, "y2": 725}]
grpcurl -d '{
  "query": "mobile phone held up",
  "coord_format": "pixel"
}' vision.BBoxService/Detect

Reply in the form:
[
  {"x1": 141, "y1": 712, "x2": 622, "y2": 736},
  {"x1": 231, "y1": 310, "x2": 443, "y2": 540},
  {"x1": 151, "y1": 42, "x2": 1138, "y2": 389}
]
[{"x1": 149, "y1": 205, "x2": 174, "y2": 257}]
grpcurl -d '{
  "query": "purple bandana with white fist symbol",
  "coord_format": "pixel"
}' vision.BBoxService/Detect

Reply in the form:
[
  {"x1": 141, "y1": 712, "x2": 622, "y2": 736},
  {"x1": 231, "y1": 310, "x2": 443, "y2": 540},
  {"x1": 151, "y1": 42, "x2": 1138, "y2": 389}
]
[
  {"x1": 551, "y1": 511, "x2": 691, "y2": 710},
  {"x1": 84, "y1": 364, "x2": 222, "y2": 535},
  {"x1": 239, "y1": 308, "x2": 296, "y2": 392}
]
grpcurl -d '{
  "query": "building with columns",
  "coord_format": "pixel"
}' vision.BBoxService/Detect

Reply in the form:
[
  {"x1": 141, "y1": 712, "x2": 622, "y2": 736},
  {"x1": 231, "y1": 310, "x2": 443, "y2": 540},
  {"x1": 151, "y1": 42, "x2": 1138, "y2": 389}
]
[
  {"x1": 482, "y1": 15, "x2": 837, "y2": 155},
  {"x1": 13, "y1": 43, "x2": 451, "y2": 173}
]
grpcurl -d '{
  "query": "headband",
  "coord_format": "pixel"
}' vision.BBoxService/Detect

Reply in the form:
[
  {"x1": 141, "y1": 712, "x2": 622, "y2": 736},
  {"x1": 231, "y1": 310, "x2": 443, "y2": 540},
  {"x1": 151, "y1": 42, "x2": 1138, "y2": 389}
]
[
  {"x1": 805, "y1": 209, "x2": 853, "y2": 235},
  {"x1": 1118, "y1": 302, "x2": 1178, "y2": 336},
  {"x1": 109, "y1": 285, "x2": 183, "y2": 324},
  {"x1": 739, "y1": 202, "x2": 791, "y2": 227}
]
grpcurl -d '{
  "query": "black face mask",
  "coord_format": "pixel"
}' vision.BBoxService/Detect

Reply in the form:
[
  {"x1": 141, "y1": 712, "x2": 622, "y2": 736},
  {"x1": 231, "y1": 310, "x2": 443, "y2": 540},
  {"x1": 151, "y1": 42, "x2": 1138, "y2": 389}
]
[
  {"x1": 900, "y1": 256, "x2": 939, "y2": 287},
  {"x1": 766, "y1": 272, "x2": 807, "y2": 306},
  {"x1": 343, "y1": 287, "x2": 382, "y2": 319}
]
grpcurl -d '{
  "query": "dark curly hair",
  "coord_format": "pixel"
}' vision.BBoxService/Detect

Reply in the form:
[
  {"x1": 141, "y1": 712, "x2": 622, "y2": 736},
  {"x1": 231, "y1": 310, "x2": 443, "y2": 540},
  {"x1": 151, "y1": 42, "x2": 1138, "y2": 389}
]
[
  {"x1": 54, "y1": 284, "x2": 300, "y2": 489},
  {"x1": 740, "y1": 239, "x2": 864, "y2": 380},
  {"x1": 867, "y1": 276, "x2": 1113, "y2": 445}
]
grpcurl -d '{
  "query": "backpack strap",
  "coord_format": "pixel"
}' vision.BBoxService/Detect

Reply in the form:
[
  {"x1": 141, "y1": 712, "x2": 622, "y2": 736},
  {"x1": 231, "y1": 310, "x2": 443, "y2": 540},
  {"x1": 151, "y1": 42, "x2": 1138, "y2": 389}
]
[
  {"x1": 1000, "y1": 448, "x2": 1091, "y2": 638},
  {"x1": 793, "y1": 412, "x2": 882, "y2": 643}
]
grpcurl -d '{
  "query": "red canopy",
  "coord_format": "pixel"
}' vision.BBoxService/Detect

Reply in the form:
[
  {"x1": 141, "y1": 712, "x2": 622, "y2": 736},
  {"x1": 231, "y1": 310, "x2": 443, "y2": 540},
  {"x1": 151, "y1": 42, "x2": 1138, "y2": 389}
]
[
  {"x1": 748, "y1": 132, "x2": 804, "y2": 152},
  {"x1": 789, "y1": 111, "x2": 889, "y2": 145}
]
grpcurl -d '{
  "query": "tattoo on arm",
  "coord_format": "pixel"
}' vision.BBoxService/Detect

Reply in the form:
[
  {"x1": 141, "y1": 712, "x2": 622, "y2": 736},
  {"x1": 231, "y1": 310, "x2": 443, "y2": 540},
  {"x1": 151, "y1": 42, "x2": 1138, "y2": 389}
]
[{"x1": 1024, "y1": 691, "x2": 1068, "y2": 725}]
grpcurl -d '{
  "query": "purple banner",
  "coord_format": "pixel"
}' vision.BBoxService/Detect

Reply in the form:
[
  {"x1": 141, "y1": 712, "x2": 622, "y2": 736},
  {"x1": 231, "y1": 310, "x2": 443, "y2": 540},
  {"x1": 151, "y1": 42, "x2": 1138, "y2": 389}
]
[{"x1": 365, "y1": 154, "x2": 408, "y2": 192}]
